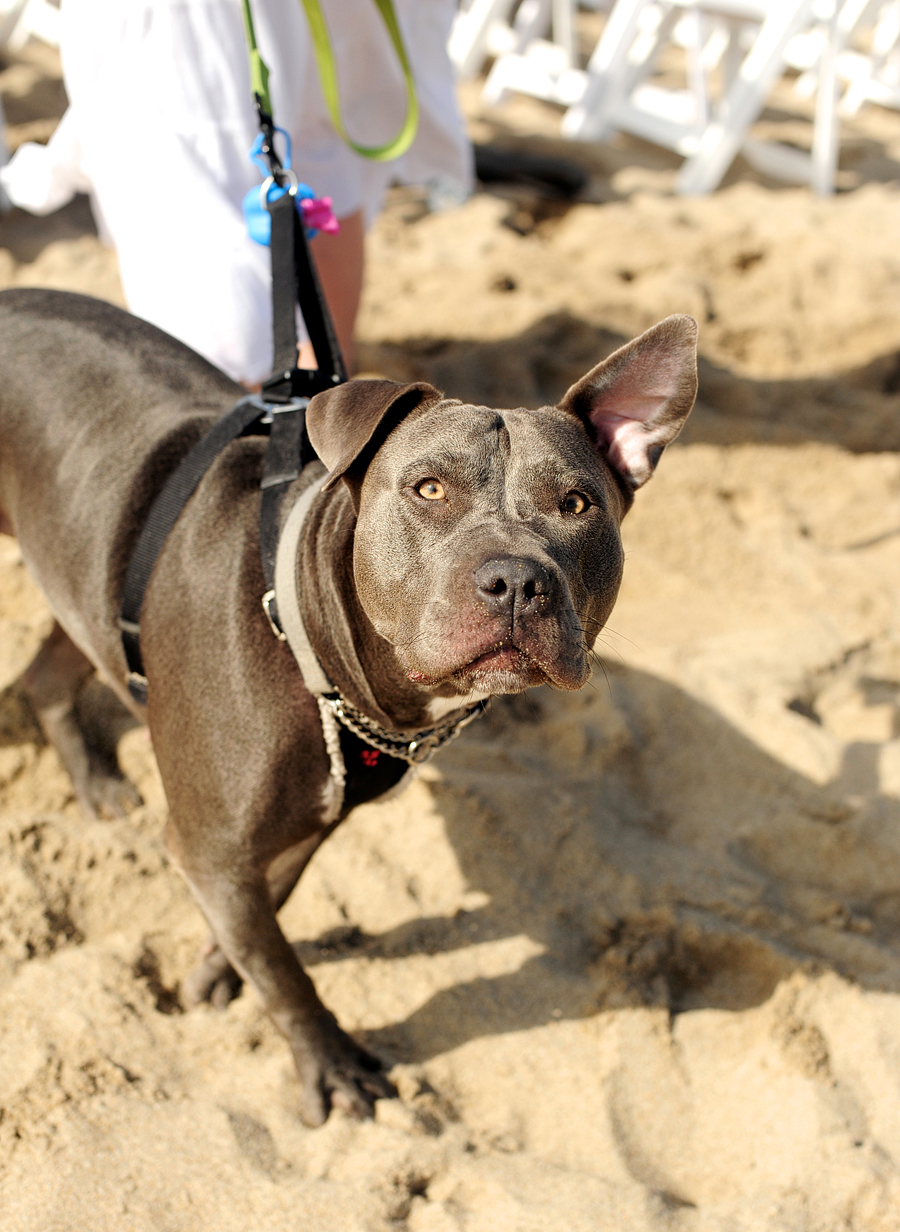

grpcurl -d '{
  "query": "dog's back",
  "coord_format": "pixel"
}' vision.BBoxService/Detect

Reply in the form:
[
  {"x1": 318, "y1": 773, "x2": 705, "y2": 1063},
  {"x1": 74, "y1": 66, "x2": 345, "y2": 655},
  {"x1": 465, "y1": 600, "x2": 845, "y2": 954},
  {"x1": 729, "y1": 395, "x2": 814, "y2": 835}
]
[{"x1": 0, "y1": 288, "x2": 241, "y2": 672}]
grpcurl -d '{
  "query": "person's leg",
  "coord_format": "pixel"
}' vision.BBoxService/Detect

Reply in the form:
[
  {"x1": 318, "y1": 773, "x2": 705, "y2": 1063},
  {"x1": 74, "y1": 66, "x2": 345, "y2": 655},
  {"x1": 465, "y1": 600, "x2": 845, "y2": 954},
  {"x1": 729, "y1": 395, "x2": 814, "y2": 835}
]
[{"x1": 299, "y1": 208, "x2": 364, "y2": 372}]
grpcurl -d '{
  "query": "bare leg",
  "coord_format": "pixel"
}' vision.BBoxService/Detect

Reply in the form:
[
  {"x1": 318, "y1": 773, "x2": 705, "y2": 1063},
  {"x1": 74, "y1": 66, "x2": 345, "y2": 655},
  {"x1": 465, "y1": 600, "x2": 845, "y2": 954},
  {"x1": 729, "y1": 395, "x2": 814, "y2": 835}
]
[
  {"x1": 299, "y1": 208, "x2": 364, "y2": 372},
  {"x1": 241, "y1": 209, "x2": 364, "y2": 381},
  {"x1": 22, "y1": 621, "x2": 141, "y2": 819}
]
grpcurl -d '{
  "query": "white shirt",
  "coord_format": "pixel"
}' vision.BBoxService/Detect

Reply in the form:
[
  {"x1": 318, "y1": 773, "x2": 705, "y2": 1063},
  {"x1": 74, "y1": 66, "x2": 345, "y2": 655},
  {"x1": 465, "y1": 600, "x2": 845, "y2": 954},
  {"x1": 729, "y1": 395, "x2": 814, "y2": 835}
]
[{"x1": 1, "y1": 0, "x2": 472, "y2": 383}]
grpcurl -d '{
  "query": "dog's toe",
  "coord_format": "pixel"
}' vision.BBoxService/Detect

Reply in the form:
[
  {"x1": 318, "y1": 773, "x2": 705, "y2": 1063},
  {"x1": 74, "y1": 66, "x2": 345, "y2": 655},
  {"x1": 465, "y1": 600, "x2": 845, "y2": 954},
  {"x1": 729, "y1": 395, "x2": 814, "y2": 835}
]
[
  {"x1": 329, "y1": 1070, "x2": 396, "y2": 1121},
  {"x1": 181, "y1": 948, "x2": 243, "y2": 1009},
  {"x1": 209, "y1": 969, "x2": 244, "y2": 1009},
  {"x1": 294, "y1": 1027, "x2": 397, "y2": 1127},
  {"x1": 77, "y1": 768, "x2": 142, "y2": 821}
]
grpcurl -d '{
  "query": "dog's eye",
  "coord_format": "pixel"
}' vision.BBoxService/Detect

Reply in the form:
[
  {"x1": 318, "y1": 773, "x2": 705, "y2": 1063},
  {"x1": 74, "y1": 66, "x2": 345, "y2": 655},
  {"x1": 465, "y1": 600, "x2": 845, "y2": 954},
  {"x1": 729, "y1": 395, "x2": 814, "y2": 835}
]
[
  {"x1": 417, "y1": 479, "x2": 445, "y2": 501},
  {"x1": 561, "y1": 491, "x2": 589, "y2": 514}
]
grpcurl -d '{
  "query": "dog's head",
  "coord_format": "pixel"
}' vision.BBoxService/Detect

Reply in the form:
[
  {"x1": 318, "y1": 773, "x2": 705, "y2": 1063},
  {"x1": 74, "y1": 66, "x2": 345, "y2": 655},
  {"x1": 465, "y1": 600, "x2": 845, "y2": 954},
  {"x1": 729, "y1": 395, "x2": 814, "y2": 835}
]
[{"x1": 307, "y1": 316, "x2": 697, "y2": 701}]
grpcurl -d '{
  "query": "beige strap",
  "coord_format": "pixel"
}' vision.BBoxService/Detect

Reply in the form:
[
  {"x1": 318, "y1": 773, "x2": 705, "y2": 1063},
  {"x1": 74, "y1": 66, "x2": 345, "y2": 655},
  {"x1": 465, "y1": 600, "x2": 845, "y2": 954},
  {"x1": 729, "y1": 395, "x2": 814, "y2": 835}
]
[{"x1": 273, "y1": 476, "x2": 334, "y2": 696}]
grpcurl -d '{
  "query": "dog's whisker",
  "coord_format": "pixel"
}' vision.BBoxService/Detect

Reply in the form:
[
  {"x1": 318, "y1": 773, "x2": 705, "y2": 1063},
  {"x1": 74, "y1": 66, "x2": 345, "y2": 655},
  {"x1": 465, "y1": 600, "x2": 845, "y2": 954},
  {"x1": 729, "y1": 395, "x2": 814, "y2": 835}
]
[
  {"x1": 601, "y1": 625, "x2": 642, "y2": 652},
  {"x1": 586, "y1": 649, "x2": 613, "y2": 696}
]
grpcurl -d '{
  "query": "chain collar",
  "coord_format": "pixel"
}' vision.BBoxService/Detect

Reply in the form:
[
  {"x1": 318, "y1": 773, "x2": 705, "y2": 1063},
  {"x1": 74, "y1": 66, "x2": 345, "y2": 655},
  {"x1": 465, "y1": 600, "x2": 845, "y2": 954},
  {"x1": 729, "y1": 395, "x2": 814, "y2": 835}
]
[{"x1": 321, "y1": 692, "x2": 485, "y2": 765}]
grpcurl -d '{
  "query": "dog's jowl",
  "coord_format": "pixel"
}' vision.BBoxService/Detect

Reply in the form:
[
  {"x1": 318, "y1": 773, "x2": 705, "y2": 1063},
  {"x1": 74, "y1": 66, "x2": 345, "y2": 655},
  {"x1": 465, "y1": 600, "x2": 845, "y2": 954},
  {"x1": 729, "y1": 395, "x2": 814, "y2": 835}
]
[{"x1": 0, "y1": 289, "x2": 697, "y2": 1125}]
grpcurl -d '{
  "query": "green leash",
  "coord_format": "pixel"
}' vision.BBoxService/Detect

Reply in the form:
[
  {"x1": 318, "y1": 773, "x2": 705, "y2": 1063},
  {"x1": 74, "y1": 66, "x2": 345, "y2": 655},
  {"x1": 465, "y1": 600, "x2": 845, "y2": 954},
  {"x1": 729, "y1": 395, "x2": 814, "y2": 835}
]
[{"x1": 241, "y1": 0, "x2": 419, "y2": 163}]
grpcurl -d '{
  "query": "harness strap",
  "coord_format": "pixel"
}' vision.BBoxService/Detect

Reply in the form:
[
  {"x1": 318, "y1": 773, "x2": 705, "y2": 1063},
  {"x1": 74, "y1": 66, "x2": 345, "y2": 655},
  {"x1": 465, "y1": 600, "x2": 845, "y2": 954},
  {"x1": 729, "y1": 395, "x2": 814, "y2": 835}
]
[
  {"x1": 119, "y1": 394, "x2": 314, "y2": 703},
  {"x1": 259, "y1": 401, "x2": 316, "y2": 636},
  {"x1": 119, "y1": 396, "x2": 275, "y2": 703},
  {"x1": 273, "y1": 476, "x2": 333, "y2": 694},
  {"x1": 268, "y1": 190, "x2": 300, "y2": 382}
]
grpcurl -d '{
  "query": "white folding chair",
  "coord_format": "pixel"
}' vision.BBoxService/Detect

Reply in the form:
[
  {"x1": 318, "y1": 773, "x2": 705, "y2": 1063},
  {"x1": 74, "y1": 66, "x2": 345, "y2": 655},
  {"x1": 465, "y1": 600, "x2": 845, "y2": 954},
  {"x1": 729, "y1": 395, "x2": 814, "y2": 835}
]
[
  {"x1": 837, "y1": 0, "x2": 900, "y2": 114},
  {"x1": 451, "y1": 0, "x2": 566, "y2": 81},
  {"x1": 567, "y1": 0, "x2": 896, "y2": 192},
  {"x1": 563, "y1": 0, "x2": 837, "y2": 193},
  {"x1": 483, "y1": 0, "x2": 880, "y2": 192},
  {"x1": 452, "y1": 1, "x2": 611, "y2": 85},
  {"x1": 0, "y1": 0, "x2": 60, "y2": 52}
]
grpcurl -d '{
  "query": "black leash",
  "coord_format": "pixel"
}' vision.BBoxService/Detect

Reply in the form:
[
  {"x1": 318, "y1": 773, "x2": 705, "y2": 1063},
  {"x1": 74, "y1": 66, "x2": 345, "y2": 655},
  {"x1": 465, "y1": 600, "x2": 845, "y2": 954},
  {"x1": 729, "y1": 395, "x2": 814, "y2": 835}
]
[
  {"x1": 255, "y1": 96, "x2": 347, "y2": 399},
  {"x1": 120, "y1": 99, "x2": 347, "y2": 704}
]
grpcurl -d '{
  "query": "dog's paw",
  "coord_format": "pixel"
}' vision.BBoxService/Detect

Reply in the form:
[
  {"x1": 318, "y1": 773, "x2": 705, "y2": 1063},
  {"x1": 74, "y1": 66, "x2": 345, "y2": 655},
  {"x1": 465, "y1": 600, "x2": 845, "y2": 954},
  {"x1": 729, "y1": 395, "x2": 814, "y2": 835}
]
[
  {"x1": 293, "y1": 1019, "x2": 397, "y2": 1127},
  {"x1": 77, "y1": 767, "x2": 143, "y2": 821},
  {"x1": 181, "y1": 946, "x2": 244, "y2": 1009}
]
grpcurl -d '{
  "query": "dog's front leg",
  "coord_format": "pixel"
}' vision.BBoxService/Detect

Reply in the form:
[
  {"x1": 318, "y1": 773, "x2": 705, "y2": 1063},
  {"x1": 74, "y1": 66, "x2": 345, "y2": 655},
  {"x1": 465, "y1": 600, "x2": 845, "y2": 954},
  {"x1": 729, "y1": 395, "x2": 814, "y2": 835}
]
[
  {"x1": 176, "y1": 851, "x2": 395, "y2": 1126},
  {"x1": 180, "y1": 824, "x2": 340, "y2": 1011}
]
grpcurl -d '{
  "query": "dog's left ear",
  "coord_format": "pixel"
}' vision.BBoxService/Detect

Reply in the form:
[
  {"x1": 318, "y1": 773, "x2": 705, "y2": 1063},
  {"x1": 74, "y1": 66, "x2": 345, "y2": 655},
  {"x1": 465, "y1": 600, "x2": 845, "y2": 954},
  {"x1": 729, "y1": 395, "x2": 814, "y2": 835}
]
[
  {"x1": 307, "y1": 378, "x2": 442, "y2": 492},
  {"x1": 558, "y1": 315, "x2": 698, "y2": 490}
]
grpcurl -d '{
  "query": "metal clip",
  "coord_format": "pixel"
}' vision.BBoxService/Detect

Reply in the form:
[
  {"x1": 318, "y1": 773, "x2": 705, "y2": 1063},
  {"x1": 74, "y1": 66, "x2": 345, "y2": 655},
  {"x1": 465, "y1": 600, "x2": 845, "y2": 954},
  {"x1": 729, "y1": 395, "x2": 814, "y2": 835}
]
[
  {"x1": 126, "y1": 671, "x2": 149, "y2": 706},
  {"x1": 262, "y1": 590, "x2": 287, "y2": 640}
]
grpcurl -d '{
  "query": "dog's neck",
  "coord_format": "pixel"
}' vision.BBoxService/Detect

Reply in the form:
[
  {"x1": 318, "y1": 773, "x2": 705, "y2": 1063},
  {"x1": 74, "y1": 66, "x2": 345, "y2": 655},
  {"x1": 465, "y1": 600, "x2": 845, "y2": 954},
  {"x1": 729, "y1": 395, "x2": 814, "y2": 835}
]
[{"x1": 297, "y1": 481, "x2": 472, "y2": 733}]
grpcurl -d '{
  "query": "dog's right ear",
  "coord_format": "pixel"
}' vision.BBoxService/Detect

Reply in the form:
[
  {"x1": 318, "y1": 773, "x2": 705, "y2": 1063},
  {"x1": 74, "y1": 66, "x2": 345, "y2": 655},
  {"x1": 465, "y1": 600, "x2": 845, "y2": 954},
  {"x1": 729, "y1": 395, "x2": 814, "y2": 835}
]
[
  {"x1": 306, "y1": 379, "x2": 441, "y2": 492},
  {"x1": 558, "y1": 315, "x2": 698, "y2": 492}
]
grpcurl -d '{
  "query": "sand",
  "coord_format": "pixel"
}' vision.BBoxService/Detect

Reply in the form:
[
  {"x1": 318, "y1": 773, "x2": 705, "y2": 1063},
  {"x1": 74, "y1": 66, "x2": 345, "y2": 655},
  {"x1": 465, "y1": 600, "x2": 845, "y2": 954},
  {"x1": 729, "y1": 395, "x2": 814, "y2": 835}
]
[{"x1": 3, "y1": 34, "x2": 900, "y2": 1232}]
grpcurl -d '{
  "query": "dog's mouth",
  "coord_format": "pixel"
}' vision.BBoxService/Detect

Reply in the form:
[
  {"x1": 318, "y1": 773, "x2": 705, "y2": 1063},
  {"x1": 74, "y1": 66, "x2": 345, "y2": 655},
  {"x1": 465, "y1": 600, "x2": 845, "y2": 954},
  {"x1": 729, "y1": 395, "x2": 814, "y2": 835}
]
[
  {"x1": 407, "y1": 641, "x2": 551, "y2": 692},
  {"x1": 465, "y1": 644, "x2": 537, "y2": 675}
]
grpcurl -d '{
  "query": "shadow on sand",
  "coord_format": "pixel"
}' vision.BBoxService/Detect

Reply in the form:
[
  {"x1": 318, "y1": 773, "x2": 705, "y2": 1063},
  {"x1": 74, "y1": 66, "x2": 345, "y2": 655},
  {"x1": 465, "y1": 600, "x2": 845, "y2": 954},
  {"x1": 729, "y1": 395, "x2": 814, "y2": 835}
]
[
  {"x1": 285, "y1": 664, "x2": 900, "y2": 1064},
  {"x1": 358, "y1": 311, "x2": 900, "y2": 457},
  {"x1": 2, "y1": 577, "x2": 898, "y2": 1064}
]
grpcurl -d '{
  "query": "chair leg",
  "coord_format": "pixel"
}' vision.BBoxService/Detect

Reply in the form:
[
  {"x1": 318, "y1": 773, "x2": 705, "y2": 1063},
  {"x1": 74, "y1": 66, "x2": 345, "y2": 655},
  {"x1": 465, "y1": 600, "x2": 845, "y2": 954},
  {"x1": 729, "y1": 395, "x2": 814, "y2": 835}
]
[
  {"x1": 812, "y1": 7, "x2": 841, "y2": 195},
  {"x1": 449, "y1": 0, "x2": 519, "y2": 79},
  {"x1": 562, "y1": 0, "x2": 656, "y2": 139}
]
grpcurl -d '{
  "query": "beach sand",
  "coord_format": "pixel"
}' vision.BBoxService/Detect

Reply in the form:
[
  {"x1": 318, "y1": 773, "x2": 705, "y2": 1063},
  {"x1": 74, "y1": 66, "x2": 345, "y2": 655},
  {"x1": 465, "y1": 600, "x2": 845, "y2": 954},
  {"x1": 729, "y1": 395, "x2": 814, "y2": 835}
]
[{"x1": 3, "y1": 36, "x2": 900, "y2": 1231}]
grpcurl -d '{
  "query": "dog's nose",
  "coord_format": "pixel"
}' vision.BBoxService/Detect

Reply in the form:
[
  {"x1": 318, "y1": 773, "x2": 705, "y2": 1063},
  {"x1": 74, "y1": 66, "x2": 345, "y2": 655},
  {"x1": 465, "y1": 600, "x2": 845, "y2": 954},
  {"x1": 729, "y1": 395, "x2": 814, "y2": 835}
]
[{"x1": 474, "y1": 557, "x2": 552, "y2": 614}]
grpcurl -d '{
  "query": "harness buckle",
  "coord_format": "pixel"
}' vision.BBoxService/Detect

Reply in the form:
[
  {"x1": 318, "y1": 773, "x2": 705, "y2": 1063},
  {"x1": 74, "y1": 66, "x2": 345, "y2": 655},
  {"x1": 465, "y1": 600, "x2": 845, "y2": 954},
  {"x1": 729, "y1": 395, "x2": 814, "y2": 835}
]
[{"x1": 126, "y1": 671, "x2": 149, "y2": 706}]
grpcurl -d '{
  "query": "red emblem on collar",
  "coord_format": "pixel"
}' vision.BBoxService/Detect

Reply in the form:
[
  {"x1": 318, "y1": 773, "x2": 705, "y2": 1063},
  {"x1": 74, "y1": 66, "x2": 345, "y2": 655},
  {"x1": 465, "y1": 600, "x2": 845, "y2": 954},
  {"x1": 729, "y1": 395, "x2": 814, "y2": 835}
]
[{"x1": 360, "y1": 748, "x2": 380, "y2": 767}]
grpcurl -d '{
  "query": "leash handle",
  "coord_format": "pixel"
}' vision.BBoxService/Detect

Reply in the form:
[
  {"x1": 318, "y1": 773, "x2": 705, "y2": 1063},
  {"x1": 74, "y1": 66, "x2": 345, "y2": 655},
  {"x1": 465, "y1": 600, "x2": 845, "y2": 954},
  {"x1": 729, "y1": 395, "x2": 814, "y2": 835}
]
[
  {"x1": 243, "y1": 0, "x2": 419, "y2": 163},
  {"x1": 264, "y1": 189, "x2": 347, "y2": 399},
  {"x1": 299, "y1": 0, "x2": 419, "y2": 162},
  {"x1": 242, "y1": 1, "x2": 349, "y2": 401}
]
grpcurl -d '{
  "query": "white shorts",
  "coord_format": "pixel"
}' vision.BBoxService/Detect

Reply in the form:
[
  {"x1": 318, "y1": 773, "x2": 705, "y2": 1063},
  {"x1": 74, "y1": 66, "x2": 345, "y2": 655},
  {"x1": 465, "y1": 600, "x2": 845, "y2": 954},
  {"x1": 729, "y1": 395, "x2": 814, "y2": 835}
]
[{"x1": 1, "y1": 0, "x2": 472, "y2": 383}]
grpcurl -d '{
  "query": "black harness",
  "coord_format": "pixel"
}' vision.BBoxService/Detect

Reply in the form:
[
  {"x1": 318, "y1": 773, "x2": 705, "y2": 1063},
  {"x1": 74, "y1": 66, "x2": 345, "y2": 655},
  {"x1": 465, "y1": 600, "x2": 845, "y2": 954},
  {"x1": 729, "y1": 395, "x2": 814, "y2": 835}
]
[{"x1": 118, "y1": 108, "x2": 481, "y2": 798}]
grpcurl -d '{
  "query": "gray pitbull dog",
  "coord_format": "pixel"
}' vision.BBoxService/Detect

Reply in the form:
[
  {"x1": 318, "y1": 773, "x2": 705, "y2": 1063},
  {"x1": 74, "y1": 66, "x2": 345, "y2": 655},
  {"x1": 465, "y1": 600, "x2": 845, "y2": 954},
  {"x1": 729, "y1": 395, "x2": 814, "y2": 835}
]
[{"x1": 0, "y1": 288, "x2": 697, "y2": 1125}]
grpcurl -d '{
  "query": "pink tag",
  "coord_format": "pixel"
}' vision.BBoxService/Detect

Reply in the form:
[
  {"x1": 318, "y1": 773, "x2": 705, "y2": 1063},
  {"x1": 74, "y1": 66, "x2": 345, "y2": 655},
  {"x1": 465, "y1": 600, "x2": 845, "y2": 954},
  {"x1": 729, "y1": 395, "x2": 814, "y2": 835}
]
[{"x1": 301, "y1": 196, "x2": 340, "y2": 235}]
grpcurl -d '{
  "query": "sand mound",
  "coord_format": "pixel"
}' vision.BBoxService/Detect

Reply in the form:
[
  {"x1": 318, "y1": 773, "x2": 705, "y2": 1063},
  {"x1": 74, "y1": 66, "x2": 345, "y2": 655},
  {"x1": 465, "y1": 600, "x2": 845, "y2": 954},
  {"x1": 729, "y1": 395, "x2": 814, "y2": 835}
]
[{"x1": 3, "y1": 37, "x2": 900, "y2": 1232}]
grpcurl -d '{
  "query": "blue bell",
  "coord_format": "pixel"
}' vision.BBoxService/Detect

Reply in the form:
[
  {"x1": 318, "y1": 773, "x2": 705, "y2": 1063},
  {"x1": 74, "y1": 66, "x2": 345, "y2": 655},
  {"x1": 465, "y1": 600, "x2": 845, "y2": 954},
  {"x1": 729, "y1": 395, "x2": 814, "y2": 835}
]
[{"x1": 243, "y1": 177, "x2": 316, "y2": 247}]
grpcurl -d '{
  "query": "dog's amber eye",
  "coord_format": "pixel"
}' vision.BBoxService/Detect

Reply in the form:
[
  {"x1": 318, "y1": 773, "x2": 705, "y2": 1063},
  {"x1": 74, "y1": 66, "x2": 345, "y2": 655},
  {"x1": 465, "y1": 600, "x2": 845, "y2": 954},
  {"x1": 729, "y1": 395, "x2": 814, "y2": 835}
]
[
  {"x1": 561, "y1": 491, "x2": 589, "y2": 514},
  {"x1": 417, "y1": 479, "x2": 445, "y2": 501}
]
